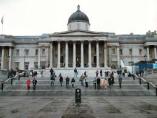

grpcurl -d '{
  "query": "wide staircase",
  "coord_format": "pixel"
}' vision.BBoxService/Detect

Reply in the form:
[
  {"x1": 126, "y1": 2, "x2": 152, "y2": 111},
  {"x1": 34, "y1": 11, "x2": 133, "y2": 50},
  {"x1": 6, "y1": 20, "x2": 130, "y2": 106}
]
[{"x1": 0, "y1": 75, "x2": 156, "y2": 96}]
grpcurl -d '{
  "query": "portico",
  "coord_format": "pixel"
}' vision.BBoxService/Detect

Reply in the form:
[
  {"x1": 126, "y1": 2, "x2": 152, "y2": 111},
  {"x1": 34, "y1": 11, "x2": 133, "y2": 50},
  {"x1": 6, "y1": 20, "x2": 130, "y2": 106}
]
[{"x1": 49, "y1": 41, "x2": 108, "y2": 69}]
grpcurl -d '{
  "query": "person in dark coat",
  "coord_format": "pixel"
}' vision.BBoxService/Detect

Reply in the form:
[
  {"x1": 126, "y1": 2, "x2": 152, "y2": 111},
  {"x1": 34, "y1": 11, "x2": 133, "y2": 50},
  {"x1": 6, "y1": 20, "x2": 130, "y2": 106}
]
[
  {"x1": 59, "y1": 74, "x2": 63, "y2": 87},
  {"x1": 50, "y1": 68, "x2": 54, "y2": 76},
  {"x1": 66, "y1": 76, "x2": 70, "y2": 88},
  {"x1": 74, "y1": 68, "x2": 78, "y2": 78},
  {"x1": 50, "y1": 73, "x2": 55, "y2": 86},
  {"x1": 96, "y1": 77, "x2": 101, "y2": 89},
  {"x1": 110, "y1": 73, "x2": 114, "y2": 85},
  {"x1": 100, "y1": 70, "x2": 102, "y2": 77},
  {"x1": 1, "y1": 81, "x2": 4, "y2": 91},
  {"x1": 32, "y1": 78, "x2": 37, "y2": 90},
  {"x1": 96, "y1": 70, "x2": 99, "y2": 77},
  {"x1": 71, "y1": 77, "x2": 75, "y2": 88},
  {"x1": 118, "y1": 74, "x2": 123, "y2": 88},
  {"x1": 108, "y1": 77, "x2": 112, "y2": 89},
  {"x1": 132, "y1": 74, "x2": 135, "y2": 80}
]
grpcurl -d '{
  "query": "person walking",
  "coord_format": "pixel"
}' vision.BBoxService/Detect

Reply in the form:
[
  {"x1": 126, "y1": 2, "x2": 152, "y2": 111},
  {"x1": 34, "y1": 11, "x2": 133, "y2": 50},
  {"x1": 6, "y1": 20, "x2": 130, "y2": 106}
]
[
  {"x1": 26, "y1": 79, "x2": 31, "y2": 90},
  {"x1": 108, "y1": 77, "x2": 112, "y2": 89},
  {"x1": 110, "y1": 72, "x2": 114, "y2": 85},
  {"x1": 71, "y1": 77, "x2": 75, "y2": 88},
  {"x1": 118, "y1": 74, "x2": 123, "y2": 88},
  {"x1": 40, "y1": 70, "x2": 43, "y2": 78},
  {"x1": 66, "y1": 76, "x2": 70, "y2": 88},
  {"x1": 100, "y1": 69, "x2": 102, "y2": 77},
  {"x1": 96, "y1": 70, "x2": 99, "y2": 77},
  {"x1": 59, "y1": 73, "x2": 63, "y2": 87},
  {"x1": 50, "y1": 73, "x2": 55, "y2": 86},
  {"x1": 74, "y1": 68, "x2": 78, "y2": 78},
  {"x1": 104, "y1": 78, "x2": 108, "y2": 89},
  {"x1": 96, "y1": 77, "x2": 101, "y2": 89},
  {"x1": 32, "y1": 78, "x2": 37, "y2": 90},
  {"x1": 1, "y1": 81, "x2": 4, "y2": 91},
  {"x1": 50, "y1": 68, "x2": 54, "y2": 76},
  {"x1": 80, "y1": 74, "x2": 84, "y2": 86}
]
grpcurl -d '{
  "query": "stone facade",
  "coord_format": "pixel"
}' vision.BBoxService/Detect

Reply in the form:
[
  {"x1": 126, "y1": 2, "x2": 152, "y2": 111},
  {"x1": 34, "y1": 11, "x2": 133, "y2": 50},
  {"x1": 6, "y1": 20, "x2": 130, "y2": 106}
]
[{"x1": 0, "y1": 6, "x2": 157, "y2": 71}]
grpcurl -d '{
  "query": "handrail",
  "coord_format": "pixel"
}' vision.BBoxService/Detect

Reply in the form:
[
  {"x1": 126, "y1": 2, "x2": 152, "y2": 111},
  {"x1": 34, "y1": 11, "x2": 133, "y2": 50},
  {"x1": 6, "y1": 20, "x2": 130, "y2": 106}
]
[{"x1": 135, "y1": 74, "x2": 157, "y2": 96}]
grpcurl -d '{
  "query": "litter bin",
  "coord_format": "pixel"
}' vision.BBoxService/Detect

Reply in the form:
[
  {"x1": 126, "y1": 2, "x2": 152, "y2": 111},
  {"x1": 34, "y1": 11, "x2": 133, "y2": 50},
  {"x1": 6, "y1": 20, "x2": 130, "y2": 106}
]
[{"x1": 75, "y1": 88, "x2": 81, "y2": 104}]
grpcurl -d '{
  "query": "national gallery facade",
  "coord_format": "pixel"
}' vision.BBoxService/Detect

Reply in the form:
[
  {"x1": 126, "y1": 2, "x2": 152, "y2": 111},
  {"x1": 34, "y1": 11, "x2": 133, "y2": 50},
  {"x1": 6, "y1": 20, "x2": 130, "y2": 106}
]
[{"x1": 0, "y1": 5, "x2": 157, "y2": 71}]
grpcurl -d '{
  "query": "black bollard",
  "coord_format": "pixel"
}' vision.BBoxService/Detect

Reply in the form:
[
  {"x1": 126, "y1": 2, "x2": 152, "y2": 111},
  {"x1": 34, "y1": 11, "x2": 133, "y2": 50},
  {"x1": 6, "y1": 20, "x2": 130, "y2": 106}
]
[
  {"x1": 94, "y1": 83, "x2": 96, "y2": 89},
  {"x1": 75, "y1": 88, "x2": 81, "y2": 104},
  {"x1": 139, "y1": 78, "x2": 141, "y2": 84},
  {"x1": 156, "y1": 87, "x2": 157, "y2": 96},
  {"x1": 11, "y1": 78, "x2": 13, "y2": 85},
  {"x1": 1, "y1": 82, "x2": 4, "y2": 91},
  {"x1": 147, "y1": 82, "x2": 149, "y2": 90}
]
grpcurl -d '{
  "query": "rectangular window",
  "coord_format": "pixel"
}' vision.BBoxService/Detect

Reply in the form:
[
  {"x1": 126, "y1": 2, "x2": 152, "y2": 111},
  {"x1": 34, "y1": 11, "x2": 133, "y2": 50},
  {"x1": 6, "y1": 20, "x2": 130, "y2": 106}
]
[
  {"x1": 14, "y1": 62, "x2": 19, "y2": 69},
  {"x1": 129, "y1": 49, "x2": 132, "y2": 55},
  {"x1": 34, "y1": 62, "x2": 38, "y2": 69},
  {"x1": 120, "y1": 49, "x2": 123, "y2": 55},
  {"x1": 128, "y1": 61, "x2": 133, "y2": 66},
  {"x1": 35, "y1": 49, "x2": 38, "y2": 56},
  {"x1": 16, "y1": 49, "x2": 19, "y2": 56},
  {"x1": 42, "y1": 48, "x2": 45, "y2": 56},
  {"x1": 24, "y1": 62, "x2": 29, "y2": 70},
  {"x1": 139, "y1": 49, "x2": 142, "y2": 55},
  {"x1": 24, "y1": 49, "x2": 29, "y2": 56},
  {"x1": 112, "y1": 48, "x2": 115, "y2": 54}
]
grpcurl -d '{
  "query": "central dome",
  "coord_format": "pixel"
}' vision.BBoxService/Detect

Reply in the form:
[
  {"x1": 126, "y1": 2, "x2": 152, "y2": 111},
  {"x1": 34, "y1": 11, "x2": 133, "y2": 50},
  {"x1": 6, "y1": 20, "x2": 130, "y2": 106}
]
[{"x1": 68, "y1": 5, "x2": 90, "y2": 25}]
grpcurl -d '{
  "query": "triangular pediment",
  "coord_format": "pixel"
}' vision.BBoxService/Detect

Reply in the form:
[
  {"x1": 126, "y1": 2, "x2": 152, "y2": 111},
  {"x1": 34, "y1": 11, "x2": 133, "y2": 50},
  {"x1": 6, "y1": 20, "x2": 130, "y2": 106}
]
[{"x1": 51, "y1": 30, "x2": 105, "y2": 37}]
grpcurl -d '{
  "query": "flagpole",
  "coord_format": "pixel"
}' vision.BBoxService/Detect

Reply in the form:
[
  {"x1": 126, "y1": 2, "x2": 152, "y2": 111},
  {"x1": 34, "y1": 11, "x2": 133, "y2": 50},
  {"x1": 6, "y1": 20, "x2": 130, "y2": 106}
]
[
  {"x1": 1, "y1": 16, "x2": 4, "y2": 35},
  {"x1": 2, "y1": 22, "x2": 3, "y2": 35}
]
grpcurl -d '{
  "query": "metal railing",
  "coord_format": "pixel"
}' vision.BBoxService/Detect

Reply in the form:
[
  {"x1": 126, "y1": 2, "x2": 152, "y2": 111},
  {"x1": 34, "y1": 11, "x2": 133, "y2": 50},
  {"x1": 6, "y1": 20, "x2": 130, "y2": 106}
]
[{"x1": 135, "y1": 74, "x2": 157, "y2": 96}]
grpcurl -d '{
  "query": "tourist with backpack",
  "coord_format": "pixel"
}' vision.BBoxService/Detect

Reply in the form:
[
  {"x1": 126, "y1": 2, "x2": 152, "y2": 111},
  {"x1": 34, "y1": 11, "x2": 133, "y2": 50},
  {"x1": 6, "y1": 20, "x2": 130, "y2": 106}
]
[{"x1": 71, "y1": 77, "x2": 75, "y2": 88}]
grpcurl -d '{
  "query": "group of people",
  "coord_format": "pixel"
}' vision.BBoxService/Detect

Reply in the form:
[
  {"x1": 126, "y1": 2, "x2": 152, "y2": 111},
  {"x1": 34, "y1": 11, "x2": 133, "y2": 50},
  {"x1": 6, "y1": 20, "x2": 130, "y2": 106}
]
[
  {"x1": 94, "y1": 71, "x2": 115, "y2": 90},
  {"x1": 26, "y1": 71, "x2": 38, "y2": 91},
  {"x1": 3, "y1": 67, "x2": 136, "y2": 92},
  {"x1": 94, "y1": 69, "x2": 126, "y2": 89},
  {"x1": 50, "y1": 68, "x2": 76, "y2": 88}
]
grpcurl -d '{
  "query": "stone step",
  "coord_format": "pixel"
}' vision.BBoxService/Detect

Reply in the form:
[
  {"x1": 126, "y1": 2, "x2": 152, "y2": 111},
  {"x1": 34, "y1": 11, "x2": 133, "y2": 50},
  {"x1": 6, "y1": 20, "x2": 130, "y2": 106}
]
[
  {"x1": 0, "y1": 89, "x2": 155, "y2": 96},
  {"x1": 12, "y1": 79, "x2": 140, "y2": 85},
  {"x1": 5, "y1": 84, "x2": 147, "y2": 90}
]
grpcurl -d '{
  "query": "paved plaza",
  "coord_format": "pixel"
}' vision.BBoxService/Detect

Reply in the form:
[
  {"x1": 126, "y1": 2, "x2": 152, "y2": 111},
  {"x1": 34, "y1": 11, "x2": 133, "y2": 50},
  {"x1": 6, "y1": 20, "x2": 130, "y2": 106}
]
[
  {"x1": 0, "y1": 96, "x2": 157, "y2": 118},
  {"x1": 0, "y1": 74, "x2": 156, "y2": 118}
]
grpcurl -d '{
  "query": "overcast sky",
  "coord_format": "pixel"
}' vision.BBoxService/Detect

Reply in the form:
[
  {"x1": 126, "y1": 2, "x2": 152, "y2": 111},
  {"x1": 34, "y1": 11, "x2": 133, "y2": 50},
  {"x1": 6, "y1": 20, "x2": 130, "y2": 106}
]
[{"x1": 0, "y1": 0, "x2": 157, "y2": 36}]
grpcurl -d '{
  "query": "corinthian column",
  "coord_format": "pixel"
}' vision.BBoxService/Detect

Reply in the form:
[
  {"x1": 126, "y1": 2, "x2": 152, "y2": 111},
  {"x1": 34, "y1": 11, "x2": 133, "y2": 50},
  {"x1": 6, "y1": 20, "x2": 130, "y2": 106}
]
[
  {"x1": 88, "y1": 42, "x2": 91, "y2": 68},
  {"x1": 65, "y1": 42, "x2": 69, "y2": 68},
  {"x1": 104, "y1": 42, "x2": 107, "y2": 67},
  {"x1": 9, "y1": 47, "x2": 12, "y2": 70},
  {"x1": 117, "y1": 47, "x2": 120, "y2": 67},
  {"x1": 1, "y1": 47, "x2": 4, "y2": 70},
  {"x1": 96, "y1": 42, "x2": 99, "y2": 67},
  {"x1": 57, "y1": 42, "x2": 60, "y2": 68},
  {"x1": 81, "y1": 42, "x2": 84, "y2": 68},
  {"x1": 73, "y1": 42, "x2": 76, "y2": 68},
  {"x1": 147, "y1": 47, "x2": 150, "y2": 60},
  {"x1": 38, "y1": 48, "x2": 41, "y2": 69},
  {"x1": 154, "y1": 47, "x2": 157, "y2": 59}
]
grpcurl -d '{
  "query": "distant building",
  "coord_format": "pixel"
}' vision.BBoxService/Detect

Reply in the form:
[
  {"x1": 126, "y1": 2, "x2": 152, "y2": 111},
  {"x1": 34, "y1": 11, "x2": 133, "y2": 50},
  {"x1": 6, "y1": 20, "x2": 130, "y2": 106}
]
[{"x1": 0, "y1": 5, "x2": 157, "y2": 70}]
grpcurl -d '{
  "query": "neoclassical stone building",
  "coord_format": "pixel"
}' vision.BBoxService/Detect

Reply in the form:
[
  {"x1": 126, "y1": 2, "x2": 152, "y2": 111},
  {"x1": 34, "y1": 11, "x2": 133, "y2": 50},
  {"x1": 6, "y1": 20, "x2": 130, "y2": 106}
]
[{"x1": 0, "y1": 5, "x2": 157, "y2": 71}]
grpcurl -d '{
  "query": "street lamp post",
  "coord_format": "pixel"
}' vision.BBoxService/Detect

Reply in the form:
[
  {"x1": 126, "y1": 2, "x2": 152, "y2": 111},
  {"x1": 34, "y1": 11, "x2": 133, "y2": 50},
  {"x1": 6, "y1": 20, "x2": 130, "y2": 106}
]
[
  {"x1": 144, "y1": 55, "x2": 147, "y2": 76},
  {"x1": 131, "y1": 53, "x2": 134, "y2": 74}
]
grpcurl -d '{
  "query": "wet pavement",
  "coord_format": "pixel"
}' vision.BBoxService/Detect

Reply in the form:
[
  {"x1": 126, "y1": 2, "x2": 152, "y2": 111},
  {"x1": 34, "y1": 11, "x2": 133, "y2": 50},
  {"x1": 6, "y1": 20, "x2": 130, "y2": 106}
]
[{"x1": 0, "y1": 96, "x2": 157, "y2": 118}]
